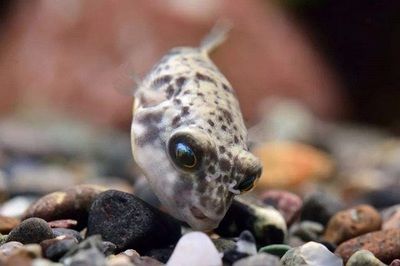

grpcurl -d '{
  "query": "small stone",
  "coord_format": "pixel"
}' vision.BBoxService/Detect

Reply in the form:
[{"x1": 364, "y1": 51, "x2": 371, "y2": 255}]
[
  {"x1": 212, "y1": 238, "x2": 236, "y2": 253},
  {"x1": 0, "y1": 196, "x2": 35, "y2": 218},
  {"x1": 3, "y1": 244, "x2": 42, "y2": 266},
  {"x1": 7, "y1": 217, "x2": 54, "y2": 244},
  {"x1": 261, "y1": 190, "x2": 303, "y2": 226},
  {"x1": 301, "y1": 191, "x2": 345, "y2": 226},
  {"x1": 60, "y1": 235, "x2": 107, "y2": 265},
  {"x1": 345, "y1": 250, "x2": 385, "y2": 266},
  {"x1": 281, "y1": 241, "x2": 343, "y2": 266},
  {"x1": 253, "y1": 141, "x2": 334, "y2": 189},
  {"x1": 216, "y1": 197, "x2": 287, "y2": 247},
  {"x1": 23, "y1": 184, "x2": 107, "y2": 229},
  {"x1": 87, "y1": 190, "x2": 181, "y2": 253},
  {"x1": 0, "y1": 215, "x2": 20, "y2": 234},
  {"x1": 47, "y1": 219, "x2": 77, "y2": 229},
  {"x1": 236, "y1": 231, "x2": 257, "y2": 255},
  {"x1": 52, "y1": 228, "x2": 82, "y2": 242},
  {"x1": 41, "y1": 237, "x2": 78, "y2": 261},
  {"x1": 382, "y1": 205, "x2": 400, "y2": 230},
  {"x1": 290, "y1": 221, "x2": 324, "y2": 242},
  {"x1": 0, "y1": 241, "x2": 23, "y2": 263},
  {"x1": 323, "y1": 205, "x2": 382, "y2": 245},
  {"x1": 167, "y1": 232, "x2": 222, "y2": 266},
  {"x1": 390, "y1": 259, "x2": 400, "y2": 266},
  {"x1": 107, "y1": 254, "x2": 134, "y2": 266},
  {"x1": 335, "y1": 228, "x2": 400, "y2": 264},
  {"x1": 259, "y1": 244, "x2": 291, "y2": 258},
  {"x1": 233, "y1": 253, "x2": 280, "y2": 266}
]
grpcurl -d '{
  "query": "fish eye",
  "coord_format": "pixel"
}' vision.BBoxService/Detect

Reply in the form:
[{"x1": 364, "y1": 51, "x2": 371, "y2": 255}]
[
  {"x1": 236, "y1": 168, "x2": 262, "y2": 193},
  {"x1": 168, "y1": 134, "x2": 202, "y2": 171}
]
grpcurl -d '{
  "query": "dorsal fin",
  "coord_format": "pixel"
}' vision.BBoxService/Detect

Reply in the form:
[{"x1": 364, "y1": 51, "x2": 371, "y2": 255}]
[{"x1": 200, "y1": 20, "x2": 232, "y2": 55}]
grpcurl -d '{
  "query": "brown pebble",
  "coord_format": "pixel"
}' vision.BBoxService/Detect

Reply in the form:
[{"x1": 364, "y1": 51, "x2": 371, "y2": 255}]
[
  {"x1": 323, "y1": 204, "x2": 382, "y2": 244},
  {"x1": 47, "y1": 219, "x2": 78, "y2": 229},
  {"x1": 0, "y1": 215, "x2": 20, "y2": 234},
  {"x1": 23, "y1": 184, "x2": 107, "y2": 228},
  {"x1": 335, "y1": 228, "x2": 400, "y2": 264}
]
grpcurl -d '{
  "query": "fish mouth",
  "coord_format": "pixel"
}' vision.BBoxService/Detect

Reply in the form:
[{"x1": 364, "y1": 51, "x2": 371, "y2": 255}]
[{"x1": 190, "y1": 206, "x2": 208, "y2": 220}]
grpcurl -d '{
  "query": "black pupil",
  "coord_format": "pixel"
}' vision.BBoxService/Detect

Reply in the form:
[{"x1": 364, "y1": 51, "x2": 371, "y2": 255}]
[{"x1": 175, "y1": 142, "x2": 196, "y2": 168}]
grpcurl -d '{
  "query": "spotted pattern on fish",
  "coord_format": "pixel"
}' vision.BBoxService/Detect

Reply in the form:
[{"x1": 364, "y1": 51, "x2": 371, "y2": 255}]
[{"x1": 131, "y1": 25, "x2": 262, "y2": 231}]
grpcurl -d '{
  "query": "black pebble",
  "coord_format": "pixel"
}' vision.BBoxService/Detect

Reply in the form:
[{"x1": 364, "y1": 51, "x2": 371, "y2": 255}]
[
  {"x1": 43, "y1": 237, "x2": 78, "y2": 261},
  {"x1": 301, "y1": 191, "x2": 344, "y2": 226},
  {"x1": 87, "y1": 190, "x2": 181, "y2": 253},
  {"x1": 7, "y1": 217, "x2": 54, "y2": 244}
]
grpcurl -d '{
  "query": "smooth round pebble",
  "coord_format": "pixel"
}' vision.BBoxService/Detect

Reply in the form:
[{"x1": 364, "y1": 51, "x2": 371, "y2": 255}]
[
  {"x1": 281, "y1": 241, "x2": 343, "y2": 266},
  {"x1": 87, "y1": 190, "x2": 181, "y2": 253},
  {"x1": 47, "y1": 219, "x2": 77, "y2": 229},
  {"x1": 166, "y1": 232, "x2": 222, "y2": 266},
  {"x1": 323, "y1": 204, "x2": 382, "y2": 245},
  {"x1": 290, "y1": 221, "x2": 324, "y2": 242},
  {"x1": 262, "y1": 189, "x2": 303, "y2": 226},
  {"x1": 236, "y1": 231, "x2": 257, "y2": 255},
  {"x1": 212, "y1": 238, "x2": 236, "y2": 253},
  {"x1": 335, "y1": 228, "x2": 400, "y2": 264},
  {"x1": 216, "y1": 198, "x2": 287, "y2": 246},
  {"x1": 23, "y1": 184, "x2": 107, "y2": 229},
  {"x1": 41, "y1": 237, "x2": 78, "y2": 261},
  {"x1": 0, "y1": 215, "x2": 20, "y2": 234},
  {"x1": 259, "y1": 244, "x2": 291, "y2": 258},
  {"x1": 390, "y1": 259, "x2": 400, "y2": 266},
  {"x1": 7, "y1": 217, "x2": 54, "y2": 244},
  {"x1": 301, "y1": 191, "x2": 344, "y2": 226},
  {"x1": 345, "y1": 250, "x2": 385, "y2": 266},
  {"x1": 0, "y1": 241, "x2": 23, "y2": 259},
  {"x1": 233, "y1": 253, "x2": 280, "y2": 266}
]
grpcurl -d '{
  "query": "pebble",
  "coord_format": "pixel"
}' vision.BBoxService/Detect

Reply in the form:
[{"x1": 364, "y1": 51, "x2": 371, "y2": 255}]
[
  {"x1": 281, "y1": 241, "x2": 343, "y2": 266},
  {"x1": 7, "y1": 217, "x2": 54, "y2": 244},
  {"x1": 2, "y1": 244, "x2": 42, "y2": 266},
  {"x1": 301, "y1": 191, "x2": 345, "y2": 226},
  {"x1": 41, "y1": 237, "x2": 78, "y2": 261},
  {"x1": 23, "y1": 184, "x2": 107, "y2": 229},
  {"x1": 216, "y1": 197, "x2": 287, "y2": 247},
  {"x1": 52, "y1": 228, "x2": 82, "y2": 242},
  {"x1": 236, "y1": 231, "x2": 257, "y2": 255},
  {"x1": 167, "y1": 232, "x2": 222, "y2": 266},
  {"x1": 253, "y1": 141, "x2": 334, "y2": 189},
  {"x1": 212, "y1": 238, "x2": 236, "y2": 253},
  {"x1": 32, "y1": 258, "x2": 63, "y2": 266},
  {"x1": 87, "y1": 190, "x2": 181, "y2": 253},
  {"x1": 323, "y1": 204, "x2": 382, "y2": 245},
  {"x1": 259, "y1": 244, "x2": 291, "y2": 258},
  {"x1": 290, "y1": 221, "x2": 324, "y2": 242},
  {"x1": 382, "y1": 205, "x2": 400, "y2": 230},
  {"x1": 47, "y1": 219, "x2": 77, "y2": 229},
  {"x1": 107, "y1": 254, "x2": 134, "y2": 266},
  {"x1": 0, "y1": 241, "x2": 23, "y2": 263},
  {"x1": 391, "y1": 259, "x2": 400, "y2": 266},
  {"x1": 335, "y1": 228, "x2": 400, "y2": 264},
  {"x1": 261, "y1": 190, "x2": 303, "y2": 226},
  {"x1": 345, "y1": 250, "x2": 385, "y2": 266},
  {"x1": 0, "y1": 196, "x2": 35, "y2": 218},
  {"x1": 60, "y1": 235, "x2": 107, "y2": 265},
  {"x1": 233, "y1": 253, "x2": 280, "y2": 266},
  {"x1": 0, "y1": 215, "x2": 20, "y2": 234}
]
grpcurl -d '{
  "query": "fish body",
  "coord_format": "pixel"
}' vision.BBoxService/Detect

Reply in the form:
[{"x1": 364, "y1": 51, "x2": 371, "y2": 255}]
[{"x1": 131, "y1": 26, "x2": 262, "y2": 230}]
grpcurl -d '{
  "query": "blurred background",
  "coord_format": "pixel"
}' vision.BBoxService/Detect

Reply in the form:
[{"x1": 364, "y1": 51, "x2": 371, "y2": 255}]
[{"x1": 0, "y1": 0, "x2": 400, "y2": 209}]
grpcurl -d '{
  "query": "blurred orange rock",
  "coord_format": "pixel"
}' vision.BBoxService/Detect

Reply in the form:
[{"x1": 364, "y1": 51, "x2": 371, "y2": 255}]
[
  {"x1": 253, "y1": 141, "x2": 334, "y2": 189},
  {"x1": 0, "y1": 0, "x2": 344, "y2": 127}
]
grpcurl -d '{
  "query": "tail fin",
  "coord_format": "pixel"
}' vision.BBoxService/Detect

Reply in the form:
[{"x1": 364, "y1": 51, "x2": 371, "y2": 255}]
[{"x1": 200, "y1": 20, "x2": 232, "y2": 55}]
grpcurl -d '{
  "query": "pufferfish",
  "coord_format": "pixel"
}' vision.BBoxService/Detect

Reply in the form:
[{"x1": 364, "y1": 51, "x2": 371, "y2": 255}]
[{"x1": 131, "y1": 24, "x2": 262, "y2": 231}]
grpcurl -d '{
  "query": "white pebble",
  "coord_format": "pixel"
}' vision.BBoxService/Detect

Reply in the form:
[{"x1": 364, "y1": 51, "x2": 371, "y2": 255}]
[{"x1": 167, "y1": 232, "x2": 222, "y2": 266}]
